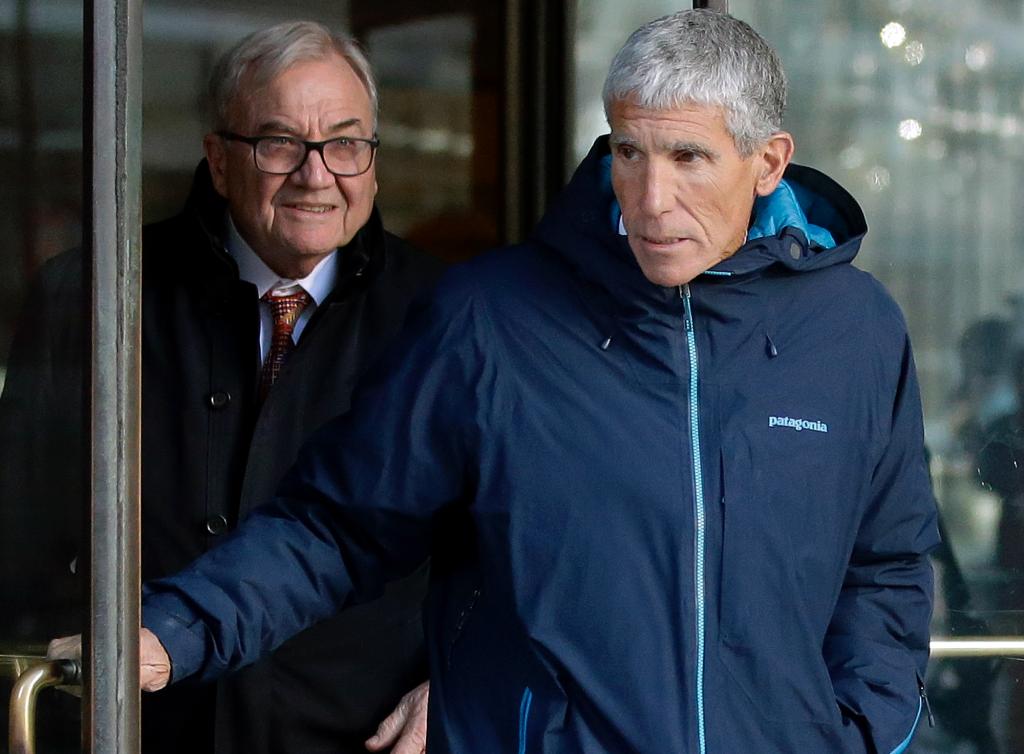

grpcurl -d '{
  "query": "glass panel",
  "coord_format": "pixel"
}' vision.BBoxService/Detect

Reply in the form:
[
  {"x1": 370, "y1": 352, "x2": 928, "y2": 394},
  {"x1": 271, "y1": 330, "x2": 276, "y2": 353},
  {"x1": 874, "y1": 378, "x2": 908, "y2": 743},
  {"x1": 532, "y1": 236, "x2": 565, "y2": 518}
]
[
  {"x1": 0, "y1": 0, "x2": 86, "y2": 750},
  {"x1": 365, "y1": 11, "x2": 504, "y2": 262}
]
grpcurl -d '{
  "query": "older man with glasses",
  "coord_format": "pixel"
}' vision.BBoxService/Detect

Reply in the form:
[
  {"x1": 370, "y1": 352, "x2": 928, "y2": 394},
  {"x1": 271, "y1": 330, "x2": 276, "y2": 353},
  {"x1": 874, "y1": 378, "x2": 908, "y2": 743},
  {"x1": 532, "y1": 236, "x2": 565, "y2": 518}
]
[{"x1": 5, "y1": 19, "x2": 440, "y2": 754}]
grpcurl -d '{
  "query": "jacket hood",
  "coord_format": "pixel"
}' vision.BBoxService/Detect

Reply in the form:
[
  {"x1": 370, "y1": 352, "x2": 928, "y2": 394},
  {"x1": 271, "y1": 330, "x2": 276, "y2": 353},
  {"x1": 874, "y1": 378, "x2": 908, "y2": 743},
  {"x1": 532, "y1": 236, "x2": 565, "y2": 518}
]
[{"x1": 533, "y1": 136, "x2": 868, "y2": 310}]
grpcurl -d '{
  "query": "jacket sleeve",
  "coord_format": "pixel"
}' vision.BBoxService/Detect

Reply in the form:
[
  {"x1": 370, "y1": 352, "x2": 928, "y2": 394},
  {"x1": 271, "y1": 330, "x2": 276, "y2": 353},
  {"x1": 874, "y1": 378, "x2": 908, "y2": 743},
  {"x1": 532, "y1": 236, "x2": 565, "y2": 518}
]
[
  {"x1": 142, "y1": 272, "x2": 487, "y2": 683},
  {"x1": 824, "y1": 332, "x2": 940, "y2": 754}
]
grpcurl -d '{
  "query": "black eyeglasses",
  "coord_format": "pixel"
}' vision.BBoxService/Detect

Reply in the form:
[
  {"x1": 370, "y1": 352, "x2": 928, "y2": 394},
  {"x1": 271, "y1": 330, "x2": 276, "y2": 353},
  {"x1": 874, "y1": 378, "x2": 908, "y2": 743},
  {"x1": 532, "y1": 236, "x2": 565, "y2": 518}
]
[{"x1": 218, "y1": 132, "x2": 380, "y2": 177}]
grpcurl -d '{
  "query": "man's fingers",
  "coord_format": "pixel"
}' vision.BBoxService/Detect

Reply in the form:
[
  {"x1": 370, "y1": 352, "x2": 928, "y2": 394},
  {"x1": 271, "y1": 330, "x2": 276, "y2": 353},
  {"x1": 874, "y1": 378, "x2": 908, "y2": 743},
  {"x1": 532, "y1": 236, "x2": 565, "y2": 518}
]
[
  {"x1": 365, "y1": 681, "x2": 429, "y2": 752},
  {"x1": 139, "y1": 627, "x2": 172, "y2": 692},
  {"x1": 46, "y1": 634, "x2": 82, "y2": 661}
]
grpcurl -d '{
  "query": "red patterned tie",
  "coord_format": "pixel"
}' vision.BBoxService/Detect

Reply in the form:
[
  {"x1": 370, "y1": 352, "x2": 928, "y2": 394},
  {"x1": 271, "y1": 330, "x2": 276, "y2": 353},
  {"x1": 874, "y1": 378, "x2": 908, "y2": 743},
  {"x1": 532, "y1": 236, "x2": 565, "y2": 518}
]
[{"x1": 259, "y1": 288, "x2": 312, "y2": 399}]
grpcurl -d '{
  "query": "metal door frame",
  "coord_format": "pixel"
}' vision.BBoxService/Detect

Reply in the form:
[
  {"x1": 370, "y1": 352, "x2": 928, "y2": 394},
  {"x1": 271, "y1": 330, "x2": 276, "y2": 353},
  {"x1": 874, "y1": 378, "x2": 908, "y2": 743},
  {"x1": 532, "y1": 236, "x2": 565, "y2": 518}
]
[{"x1": 84, "y1": 0, "x2": 142, "y2": 749}]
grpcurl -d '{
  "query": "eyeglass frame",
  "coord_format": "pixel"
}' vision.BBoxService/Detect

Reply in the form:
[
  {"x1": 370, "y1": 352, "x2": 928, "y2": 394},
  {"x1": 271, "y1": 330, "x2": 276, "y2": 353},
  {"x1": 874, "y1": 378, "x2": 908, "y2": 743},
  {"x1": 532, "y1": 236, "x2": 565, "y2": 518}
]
[{"x1": 217, "y1": 131, "x2": 381, "y2": 177}]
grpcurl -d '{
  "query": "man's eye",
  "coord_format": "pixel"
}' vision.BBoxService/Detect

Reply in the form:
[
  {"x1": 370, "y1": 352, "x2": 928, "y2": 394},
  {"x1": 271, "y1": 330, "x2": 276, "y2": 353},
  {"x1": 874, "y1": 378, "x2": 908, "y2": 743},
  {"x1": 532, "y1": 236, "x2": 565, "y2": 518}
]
[
  {"x1": 616, "y1": 144, "x2": 638, "y2": 160},
  {"x1": 332, "y1": 137, "x2": 353, "y2": 147},
  {"x1": 265, "y1": 136, "x2": 296, "y2": 147},
  {"x1": 675, "y1": 150, "x2": 702, "y2": 163}
]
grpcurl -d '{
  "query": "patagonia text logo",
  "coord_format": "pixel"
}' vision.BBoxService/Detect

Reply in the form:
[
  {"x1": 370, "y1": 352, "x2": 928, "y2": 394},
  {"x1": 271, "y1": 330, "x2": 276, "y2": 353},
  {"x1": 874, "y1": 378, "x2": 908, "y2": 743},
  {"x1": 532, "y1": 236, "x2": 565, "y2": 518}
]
[{"x1": 768, "y1": 416, "x2": 829, "y2": 433}]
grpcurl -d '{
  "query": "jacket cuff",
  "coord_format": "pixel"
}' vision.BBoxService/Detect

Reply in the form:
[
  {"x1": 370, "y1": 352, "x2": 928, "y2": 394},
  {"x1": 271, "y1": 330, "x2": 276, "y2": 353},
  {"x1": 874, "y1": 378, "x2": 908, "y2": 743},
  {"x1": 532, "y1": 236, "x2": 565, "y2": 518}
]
[{"x1": 141, "y1": 595, "x2": 210, "y2": 684}]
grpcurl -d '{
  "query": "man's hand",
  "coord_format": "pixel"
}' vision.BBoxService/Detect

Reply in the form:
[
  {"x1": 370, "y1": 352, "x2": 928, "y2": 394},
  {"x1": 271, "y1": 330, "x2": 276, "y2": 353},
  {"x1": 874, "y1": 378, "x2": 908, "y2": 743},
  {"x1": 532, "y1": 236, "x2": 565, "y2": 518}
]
[
  {"x1": 47, "y1": 629, "x2": 171, "y2": 692},
  {"x1": 45, "y1": 634, "x2": 84, "y2": 697},
  {"x1": 365, "y1": 681, "x2": 429, "y2": 753},
  {"x1": 139, "y1": 627, "x2": 171, "y2": 691},
  {"x1": 46, "y1": 634, "x2": 82, "y2": 663}
]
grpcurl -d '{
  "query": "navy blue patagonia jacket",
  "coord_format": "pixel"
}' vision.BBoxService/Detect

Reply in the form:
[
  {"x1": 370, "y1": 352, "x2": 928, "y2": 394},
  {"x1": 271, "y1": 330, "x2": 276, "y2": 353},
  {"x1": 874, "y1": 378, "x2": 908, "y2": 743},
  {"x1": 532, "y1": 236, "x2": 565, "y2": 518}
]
[{"x1": 144, "y1": 137, "x2": 940, "y2": 753}]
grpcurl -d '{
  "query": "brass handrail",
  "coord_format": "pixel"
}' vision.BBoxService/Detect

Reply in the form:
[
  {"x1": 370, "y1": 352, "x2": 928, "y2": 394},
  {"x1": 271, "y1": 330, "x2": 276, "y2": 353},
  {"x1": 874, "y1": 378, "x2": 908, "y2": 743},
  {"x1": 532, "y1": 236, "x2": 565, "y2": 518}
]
[
  {"x1": 9, "y1": 659, "x2": 81, "y2": 754},
  {"x1": 0, "y1": 652, "x2": 46, "y2": 683},
  {"x1": 930, "y1": 636, "x2": 1024, "y2": 658}
]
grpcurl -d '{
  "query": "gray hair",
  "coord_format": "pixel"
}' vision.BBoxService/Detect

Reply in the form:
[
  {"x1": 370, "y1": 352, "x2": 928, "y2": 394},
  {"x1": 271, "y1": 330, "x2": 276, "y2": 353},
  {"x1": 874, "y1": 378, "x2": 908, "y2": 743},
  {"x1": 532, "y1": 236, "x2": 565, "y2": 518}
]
[
  {"x1": 602, "y1": 10, "x2": 786, "y2": 156},
  {"x1": 208, "y1": 20, "x2": 378, "y2": 131}
]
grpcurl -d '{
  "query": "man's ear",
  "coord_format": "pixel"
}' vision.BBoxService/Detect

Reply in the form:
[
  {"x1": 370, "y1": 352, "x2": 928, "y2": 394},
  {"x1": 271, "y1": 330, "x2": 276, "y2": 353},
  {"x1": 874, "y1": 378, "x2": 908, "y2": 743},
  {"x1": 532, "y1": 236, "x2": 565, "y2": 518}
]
[
  {"x1": 203, "y1": 133, "x2": 230, "y2": 199},
  {"x1": 753, "y1": 131, "x2": 795, "y2": 197}
]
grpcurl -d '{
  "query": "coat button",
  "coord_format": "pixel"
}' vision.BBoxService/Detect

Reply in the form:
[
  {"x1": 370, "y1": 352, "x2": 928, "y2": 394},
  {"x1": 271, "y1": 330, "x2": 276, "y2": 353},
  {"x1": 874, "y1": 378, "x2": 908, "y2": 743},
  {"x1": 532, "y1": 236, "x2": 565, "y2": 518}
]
[
  {"x1": 205, "y1": 515, "x2": 230, "y2": 535},
  {"x1": 208, "y1": 391, "x2": 231, "y2": 409},
  {"x1": 789, "y1": 241, "x2": 802, "y2": 260}
]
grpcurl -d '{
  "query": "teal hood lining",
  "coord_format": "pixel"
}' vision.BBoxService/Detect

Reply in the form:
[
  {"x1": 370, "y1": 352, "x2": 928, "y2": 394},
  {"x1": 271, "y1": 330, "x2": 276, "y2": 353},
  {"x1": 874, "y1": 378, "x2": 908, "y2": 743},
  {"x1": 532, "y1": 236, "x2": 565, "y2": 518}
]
[{"x1": 748, "y1": 180, "x2": 836, "y2": 249}]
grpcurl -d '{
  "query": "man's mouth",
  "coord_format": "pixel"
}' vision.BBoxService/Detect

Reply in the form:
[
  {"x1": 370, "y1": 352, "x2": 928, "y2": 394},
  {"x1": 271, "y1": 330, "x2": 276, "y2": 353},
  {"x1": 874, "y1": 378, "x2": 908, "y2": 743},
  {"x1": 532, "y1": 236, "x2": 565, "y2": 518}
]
[
  {"x1": 283, "y1": 203, "x2": 336, "y2": 214},
  {"x1": 640, "y1": 235, "x2": 685, "y2": 246}
]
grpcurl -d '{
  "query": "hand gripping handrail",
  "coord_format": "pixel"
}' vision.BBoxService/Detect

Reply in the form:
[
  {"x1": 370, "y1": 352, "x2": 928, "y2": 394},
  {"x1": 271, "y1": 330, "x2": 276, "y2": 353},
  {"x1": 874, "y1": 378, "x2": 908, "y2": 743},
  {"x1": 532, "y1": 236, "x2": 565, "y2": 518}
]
[{"x1": 9, "y1": 659, "x2": 81, "y2": 754}]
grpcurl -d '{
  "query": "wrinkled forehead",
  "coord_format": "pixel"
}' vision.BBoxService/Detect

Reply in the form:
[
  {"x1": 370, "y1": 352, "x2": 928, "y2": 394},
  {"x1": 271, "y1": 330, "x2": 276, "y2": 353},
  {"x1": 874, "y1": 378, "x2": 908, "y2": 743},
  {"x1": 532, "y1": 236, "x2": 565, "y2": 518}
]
[{"x1": 609, "y1": 100, "x2": 733, "y2": 144}]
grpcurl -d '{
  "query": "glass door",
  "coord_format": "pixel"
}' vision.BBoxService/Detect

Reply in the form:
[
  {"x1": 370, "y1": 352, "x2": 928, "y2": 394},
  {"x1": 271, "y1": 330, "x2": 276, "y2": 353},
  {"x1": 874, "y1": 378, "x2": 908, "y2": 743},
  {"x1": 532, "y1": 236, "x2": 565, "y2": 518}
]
[{"x1": 0, "y1": 0, "x2": 92, "y2": 750}]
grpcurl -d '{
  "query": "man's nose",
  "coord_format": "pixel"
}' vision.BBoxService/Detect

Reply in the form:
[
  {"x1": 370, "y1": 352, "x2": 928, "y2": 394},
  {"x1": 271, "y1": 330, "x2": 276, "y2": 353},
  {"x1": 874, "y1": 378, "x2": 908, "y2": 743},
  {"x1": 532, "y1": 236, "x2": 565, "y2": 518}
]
[
  {"x1": 638, "y1": 163, "x2": 670, "y2": 215},
  {"x1": 290, "y1": 147, "x2": 335, "y2": 189}
]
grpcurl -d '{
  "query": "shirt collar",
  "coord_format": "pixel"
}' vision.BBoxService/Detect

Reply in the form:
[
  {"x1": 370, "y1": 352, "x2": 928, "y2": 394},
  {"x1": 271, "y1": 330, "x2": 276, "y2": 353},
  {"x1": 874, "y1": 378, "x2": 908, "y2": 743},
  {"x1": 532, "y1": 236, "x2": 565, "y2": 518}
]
[{"x1": 225, "y1": 212, "x2": 338, "y2": 305}]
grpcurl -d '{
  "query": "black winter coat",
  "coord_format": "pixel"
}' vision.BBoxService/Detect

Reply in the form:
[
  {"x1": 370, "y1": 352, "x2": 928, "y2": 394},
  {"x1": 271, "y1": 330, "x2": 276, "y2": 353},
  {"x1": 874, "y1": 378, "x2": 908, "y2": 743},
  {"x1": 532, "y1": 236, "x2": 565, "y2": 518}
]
[{"x1": 0, "y1": 162, "x2": 444, "y2": 753}]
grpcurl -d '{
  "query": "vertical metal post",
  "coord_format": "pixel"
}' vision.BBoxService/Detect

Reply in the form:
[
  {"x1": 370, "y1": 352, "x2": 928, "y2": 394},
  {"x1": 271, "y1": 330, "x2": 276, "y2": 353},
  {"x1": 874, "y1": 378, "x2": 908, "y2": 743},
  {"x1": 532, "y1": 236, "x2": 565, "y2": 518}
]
[
  {"x1": 85, "y1": 0, "x2": 142, "y2": 749},
  {"x1": 503, "y1": 0, "x2": 571, "y2": 242}
]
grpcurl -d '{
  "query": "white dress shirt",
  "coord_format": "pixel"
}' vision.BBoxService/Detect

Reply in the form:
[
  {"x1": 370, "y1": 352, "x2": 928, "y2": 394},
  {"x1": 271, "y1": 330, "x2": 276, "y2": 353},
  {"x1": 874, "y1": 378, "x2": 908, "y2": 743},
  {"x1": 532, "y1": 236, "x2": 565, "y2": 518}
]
[{"x1": 225, "y1": 214, "x2": 339, "y2": 363}]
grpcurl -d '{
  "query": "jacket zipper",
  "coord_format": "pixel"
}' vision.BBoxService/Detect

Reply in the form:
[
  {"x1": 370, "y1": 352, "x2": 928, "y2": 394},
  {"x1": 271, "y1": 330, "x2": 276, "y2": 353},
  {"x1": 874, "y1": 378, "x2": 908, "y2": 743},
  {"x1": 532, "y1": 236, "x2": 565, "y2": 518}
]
[
  {"x1": 888, "y1": 695, "x2": 924, "y2": 754},
  {"x1": 884, "y1": 676, "x2": 931, "y2": 753},
  {"x1": 681, "y1": 283, "x2": 707, "y2": 754},
  {"x1": 518, "y1": 687, "x2": 533, "y2": 754}
]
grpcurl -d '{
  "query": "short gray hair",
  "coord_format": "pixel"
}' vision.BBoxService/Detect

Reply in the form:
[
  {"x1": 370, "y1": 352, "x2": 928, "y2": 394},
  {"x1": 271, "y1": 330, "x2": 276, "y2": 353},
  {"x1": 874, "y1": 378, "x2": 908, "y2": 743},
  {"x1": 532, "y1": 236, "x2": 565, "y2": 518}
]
[
  {"x1": 208, "y1": 20, "x2": 378, "y2": 131},
  {"x1": 602, "y1": 10, "x2": 786, "y2": 156}
]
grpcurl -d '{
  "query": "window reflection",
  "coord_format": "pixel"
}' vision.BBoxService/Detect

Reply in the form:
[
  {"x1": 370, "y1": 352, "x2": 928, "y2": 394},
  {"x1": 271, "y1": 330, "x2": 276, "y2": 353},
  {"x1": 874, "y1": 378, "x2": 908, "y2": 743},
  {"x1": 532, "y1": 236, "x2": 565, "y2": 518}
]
[{"x1": 0, "y1": 2, "x2": 85, "y2": 750}]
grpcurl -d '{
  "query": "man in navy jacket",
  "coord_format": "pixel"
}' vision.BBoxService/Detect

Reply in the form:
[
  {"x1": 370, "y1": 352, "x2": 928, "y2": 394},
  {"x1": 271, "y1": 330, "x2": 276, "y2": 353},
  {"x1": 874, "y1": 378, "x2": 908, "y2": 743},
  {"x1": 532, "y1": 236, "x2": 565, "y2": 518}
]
[{"x1": 134, "y1": 11, "x2": 939, "y2": 752}]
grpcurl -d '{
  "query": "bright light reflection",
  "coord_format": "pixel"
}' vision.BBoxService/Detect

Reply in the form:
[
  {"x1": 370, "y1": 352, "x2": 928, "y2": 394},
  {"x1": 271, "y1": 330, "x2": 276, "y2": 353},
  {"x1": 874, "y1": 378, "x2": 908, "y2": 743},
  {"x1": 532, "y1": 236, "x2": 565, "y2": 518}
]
[
  {"x1": 965, "y1": 43, "x2": 992, "y2": 71},
  {"x1": 866, "y1": 166, "x2": 891, "y2": 192},
  {"x1": 899, "y1": 119, "x2": 923, "y2": 140},
  {"x1": 880, "y1": 22, "x2": 907, "y2": 48},
  {"x1": 904, "y1": 41, "x2": 925, "y2": 66}
]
